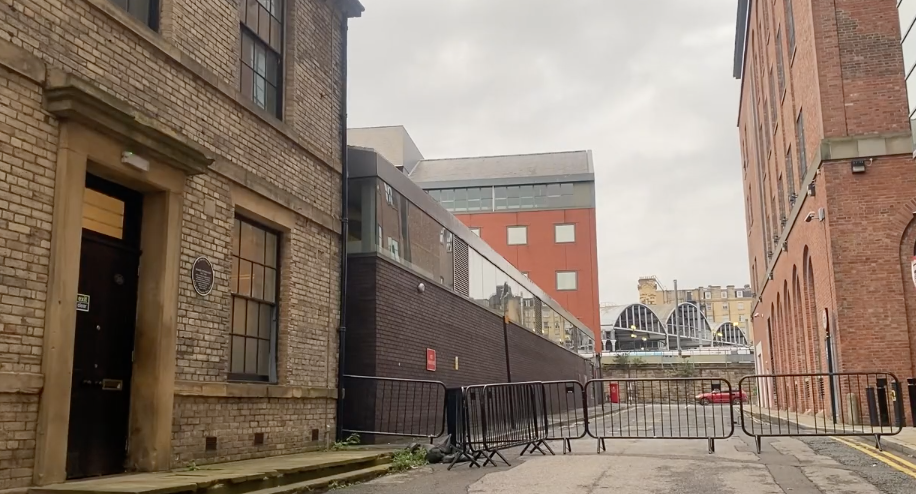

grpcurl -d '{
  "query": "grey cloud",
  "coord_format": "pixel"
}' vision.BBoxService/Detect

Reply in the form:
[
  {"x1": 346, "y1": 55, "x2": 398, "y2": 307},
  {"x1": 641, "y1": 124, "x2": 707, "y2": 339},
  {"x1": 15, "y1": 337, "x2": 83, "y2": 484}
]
[{"x1": 348, "y1": 0, "x2": 747, "y2": 303}]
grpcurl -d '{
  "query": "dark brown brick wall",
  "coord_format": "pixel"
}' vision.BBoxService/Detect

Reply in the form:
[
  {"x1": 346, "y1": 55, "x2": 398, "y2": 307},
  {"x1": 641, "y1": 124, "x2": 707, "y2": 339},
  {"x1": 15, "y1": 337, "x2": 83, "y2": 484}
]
[{"x1": 345, "y1": 255, "x2": 593, "y2": 388}]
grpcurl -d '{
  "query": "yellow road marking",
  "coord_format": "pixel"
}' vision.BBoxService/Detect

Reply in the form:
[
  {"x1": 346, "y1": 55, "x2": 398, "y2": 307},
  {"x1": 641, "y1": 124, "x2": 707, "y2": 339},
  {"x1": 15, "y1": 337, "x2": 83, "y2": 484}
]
[
  {"x1": 831, "y1": 436, "x2": 916, "y2": 479},
  {"x1": 840, "y1": 436, "x2": 916, "y2": 473}
]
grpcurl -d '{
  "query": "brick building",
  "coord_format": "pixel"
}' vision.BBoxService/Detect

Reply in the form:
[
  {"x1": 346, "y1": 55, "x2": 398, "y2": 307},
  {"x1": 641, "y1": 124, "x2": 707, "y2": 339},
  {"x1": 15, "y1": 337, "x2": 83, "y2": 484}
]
[
  {"x1": 0, "y1": 0, "x2": 361, "y2": 487},
  {"x1": 345, "y1": 146, "x2": 596, "y2": 385},
  {"x1": 348, "y1": 126, "x2": 601, "y2": 349},
  {"x1": 733, "y1": 0, "x2": 916, "y2": 412}
]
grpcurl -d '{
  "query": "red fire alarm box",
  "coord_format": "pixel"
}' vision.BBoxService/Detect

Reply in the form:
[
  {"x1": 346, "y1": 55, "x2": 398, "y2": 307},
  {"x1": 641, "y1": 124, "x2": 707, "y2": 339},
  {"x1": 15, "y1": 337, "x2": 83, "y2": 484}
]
[{"x1": 426, "y1": 349, "x2": 436, "y2": 371}]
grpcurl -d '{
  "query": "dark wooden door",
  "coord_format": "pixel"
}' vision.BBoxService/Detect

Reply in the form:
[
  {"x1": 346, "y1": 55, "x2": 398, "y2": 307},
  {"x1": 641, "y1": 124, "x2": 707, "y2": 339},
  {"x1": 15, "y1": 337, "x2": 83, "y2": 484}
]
[{"x1": 66, "y1": 229, "x2": 141, "y2": 477}]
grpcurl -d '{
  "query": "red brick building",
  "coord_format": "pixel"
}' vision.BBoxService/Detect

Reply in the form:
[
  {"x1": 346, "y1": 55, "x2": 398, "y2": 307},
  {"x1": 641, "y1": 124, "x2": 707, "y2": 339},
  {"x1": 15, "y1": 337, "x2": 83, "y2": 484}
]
[{"x1": 733, "y1": 0, "x2": 916, "y2": 409}]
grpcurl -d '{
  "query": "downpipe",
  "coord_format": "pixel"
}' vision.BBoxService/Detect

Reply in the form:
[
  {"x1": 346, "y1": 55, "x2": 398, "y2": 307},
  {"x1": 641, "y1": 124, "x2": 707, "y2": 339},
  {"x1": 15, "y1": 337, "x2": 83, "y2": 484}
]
[{"x1": 335, "y1": 12, "x2": 350, "y2": 441}]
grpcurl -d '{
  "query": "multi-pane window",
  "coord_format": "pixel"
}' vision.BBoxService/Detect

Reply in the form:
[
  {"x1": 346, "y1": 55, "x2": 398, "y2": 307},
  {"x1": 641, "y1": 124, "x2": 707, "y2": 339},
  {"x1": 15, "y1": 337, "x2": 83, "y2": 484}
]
[
  {"x1": 496, "y1": 183, "x2": 575, "y2": 210},
  {"x1": 704, "y1": 291, "x2": 711, "y2": 299},
  {"x1": 230, "y1": 217, "x2": 279, "y2": 382},
  {"x1": 785, "y1": 147, "x2": 796, "y2": 199},
  {"x1": 111, "y1": 0, "x2": 159, "y2": 29},
  {"x1": 736, "y1": 290, "x2": 745, "y2": 298},
  {"x1": 507, "y1": 226, "x2": 528, "y2": 245},
  {"x1": 430, "y1": 188, "x2": 493, "y2": 212},
  {"x1": 796, "y1": 110, "x2": 807, "y2": 180},
  {"x1": 240, "y1": 0, "x2": 284, "y2": 118},
  {"x1": 768, "y1": 68, "x2": 778, "y2": 132},
  {"x1": 776, "y1": 29, "x2": 786, "y2": 96},
  {"x1": 784, "y1": 0, "x2": 796, "y2": 54},
  {"x1": 432, "y1": 184, "x2": 580, "y2": 212},
  {"x1": 776, "y1": 175, "x2": 785, "y2": 222},
  {"x1": 720, "y1": 291, "x2": 728, "y2": 299},
  {"x1": 555, "y1": 224, "x2": 576, "y2": 243},
  {"x1": 556, "y1": 271, "x2": 578, "y2": 291}
]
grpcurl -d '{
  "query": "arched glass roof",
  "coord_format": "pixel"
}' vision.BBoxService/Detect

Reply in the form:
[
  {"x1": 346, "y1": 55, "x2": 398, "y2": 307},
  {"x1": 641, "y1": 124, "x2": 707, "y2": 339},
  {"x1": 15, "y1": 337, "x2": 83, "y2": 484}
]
[{"x1": 599, "y1": 303, "x2": 750, "y2": 348}]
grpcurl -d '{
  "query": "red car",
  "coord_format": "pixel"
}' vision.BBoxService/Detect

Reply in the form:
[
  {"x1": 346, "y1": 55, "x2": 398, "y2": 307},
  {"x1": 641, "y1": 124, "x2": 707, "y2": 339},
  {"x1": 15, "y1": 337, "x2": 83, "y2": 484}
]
[{"x1": 695, "y1": 390, "x2": 748, "y2": 405}]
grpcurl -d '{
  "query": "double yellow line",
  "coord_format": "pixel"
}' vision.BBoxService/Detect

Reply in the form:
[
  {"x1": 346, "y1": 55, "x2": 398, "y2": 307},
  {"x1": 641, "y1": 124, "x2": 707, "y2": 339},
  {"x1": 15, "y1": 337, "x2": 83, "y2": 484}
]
[{"x1": 831, "y1": 436, "x2": 916, "y2": 479}]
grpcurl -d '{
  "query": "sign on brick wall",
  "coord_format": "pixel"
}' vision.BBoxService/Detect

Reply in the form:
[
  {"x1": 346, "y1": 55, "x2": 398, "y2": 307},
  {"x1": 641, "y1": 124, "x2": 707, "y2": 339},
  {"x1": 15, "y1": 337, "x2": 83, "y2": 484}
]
[{"x1": 426, "y1": 348, "x2": 436, "y2": 371}]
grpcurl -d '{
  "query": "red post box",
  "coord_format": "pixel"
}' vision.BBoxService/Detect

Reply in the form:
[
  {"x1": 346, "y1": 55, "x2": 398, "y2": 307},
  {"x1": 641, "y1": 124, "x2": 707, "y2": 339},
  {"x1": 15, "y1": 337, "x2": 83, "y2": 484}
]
[{"x1": 609, "y1": 382, "x2": 619, "y2": 404}]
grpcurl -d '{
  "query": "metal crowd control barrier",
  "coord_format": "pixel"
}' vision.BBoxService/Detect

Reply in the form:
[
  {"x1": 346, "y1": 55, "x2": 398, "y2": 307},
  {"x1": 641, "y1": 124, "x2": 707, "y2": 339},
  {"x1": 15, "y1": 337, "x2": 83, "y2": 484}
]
[
  {"x1": 449, "y1": 382, "x2": 548, "y2": 469},
  {"x1": 738, "y1": 372, "x2": 904, "y2": 453},
  {"x1": 532, "y1": 380, "x2": 591, "y2": 454},
  {"x1": 585, "y1": 378, "x2": 735, "y2": 454},
  {"x1": 339, "y1": 375, "x2": 447, "y2": 442}
]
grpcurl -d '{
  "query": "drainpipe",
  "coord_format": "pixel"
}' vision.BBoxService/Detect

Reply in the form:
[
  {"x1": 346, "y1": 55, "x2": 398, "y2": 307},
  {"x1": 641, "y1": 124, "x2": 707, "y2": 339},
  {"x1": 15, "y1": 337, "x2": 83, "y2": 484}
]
[{"x1": 335, "y1": 11, "x2": 350, "y2": 441}]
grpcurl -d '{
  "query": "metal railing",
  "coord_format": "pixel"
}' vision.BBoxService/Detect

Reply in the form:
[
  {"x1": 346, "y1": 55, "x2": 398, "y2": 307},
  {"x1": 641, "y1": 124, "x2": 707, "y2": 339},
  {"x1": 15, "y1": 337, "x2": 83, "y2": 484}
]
[
  {"x1": 339, "y1": 375, "x2": 447, "y2": 441},
  {"x1": 341, "y1": 371, "x2": 913, "y2": 466},
  {"x1": 585, "y1": 378, "x2": 735, "y2": 453},
  {"x1": 738, "y1": 372, "x2": 904, "y2": 453}
]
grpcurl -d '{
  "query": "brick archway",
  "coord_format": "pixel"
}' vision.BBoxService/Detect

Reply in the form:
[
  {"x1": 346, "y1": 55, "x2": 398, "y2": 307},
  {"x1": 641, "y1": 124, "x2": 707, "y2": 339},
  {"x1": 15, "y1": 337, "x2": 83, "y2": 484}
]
[{"x1": 897, "y1": 208, "x2": 916, "y2": 377}]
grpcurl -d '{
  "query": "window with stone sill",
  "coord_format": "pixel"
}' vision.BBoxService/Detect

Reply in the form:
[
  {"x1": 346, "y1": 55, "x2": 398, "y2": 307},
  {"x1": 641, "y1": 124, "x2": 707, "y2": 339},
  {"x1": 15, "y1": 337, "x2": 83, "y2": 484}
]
[
  {"x1": 229, "y1": 217, "x2": 280, "y2": 382},
  {"x1": 240, "y1": 0, "x2": 284, "y2": 118},
  {"x1": 111, "y1": 0, "x2": 159, "y2": 30}
]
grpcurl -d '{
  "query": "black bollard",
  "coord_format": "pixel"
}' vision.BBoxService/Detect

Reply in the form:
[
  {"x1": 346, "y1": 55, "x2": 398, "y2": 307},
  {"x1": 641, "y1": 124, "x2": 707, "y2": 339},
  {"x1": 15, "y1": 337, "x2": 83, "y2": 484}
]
[{"x1": 866, "y1": 386, "x2": 879, "y2": 427}]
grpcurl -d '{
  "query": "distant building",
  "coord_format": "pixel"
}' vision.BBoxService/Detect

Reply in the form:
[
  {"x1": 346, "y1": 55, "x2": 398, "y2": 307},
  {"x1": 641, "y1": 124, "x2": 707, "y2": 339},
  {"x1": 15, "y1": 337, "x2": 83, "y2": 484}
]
[
  {"x1": 637, "y1": 277, "x2": 755, "y2": 343},
  {"x1": 349, "y1": 126, "x2": 601, "y2": 349}
]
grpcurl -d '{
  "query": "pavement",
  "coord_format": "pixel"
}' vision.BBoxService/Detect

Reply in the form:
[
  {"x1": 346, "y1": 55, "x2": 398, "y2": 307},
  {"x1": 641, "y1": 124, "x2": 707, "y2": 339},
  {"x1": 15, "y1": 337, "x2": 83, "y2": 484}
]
[
  {"x1": 339, "y1": 404, "x2": 916, "y2": 494},
  {"x1": 746, "y1": 405, "x2": 916, "y2": 458}
]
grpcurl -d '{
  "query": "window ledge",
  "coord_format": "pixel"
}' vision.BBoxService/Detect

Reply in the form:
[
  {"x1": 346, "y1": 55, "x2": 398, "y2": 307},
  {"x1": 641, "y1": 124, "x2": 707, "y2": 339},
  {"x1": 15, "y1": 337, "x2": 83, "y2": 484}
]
[
  {"x1": 82, "y1": 0, "x2": 340, "y2": 175},
  {"x1": 175, "y1": 380, "x2": 338, "y2": 399}
]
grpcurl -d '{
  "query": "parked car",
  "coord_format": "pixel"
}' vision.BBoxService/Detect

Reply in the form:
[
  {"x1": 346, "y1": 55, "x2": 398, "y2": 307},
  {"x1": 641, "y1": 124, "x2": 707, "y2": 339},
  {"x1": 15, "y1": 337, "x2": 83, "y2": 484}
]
[{"x1": 695, "y1": 390, "x2": 748, "y2": 405}]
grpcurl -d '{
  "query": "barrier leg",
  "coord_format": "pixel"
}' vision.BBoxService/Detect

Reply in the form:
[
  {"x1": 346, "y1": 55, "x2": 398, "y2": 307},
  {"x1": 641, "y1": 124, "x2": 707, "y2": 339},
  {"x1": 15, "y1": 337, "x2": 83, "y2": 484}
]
[
  {"x1": 519, "y1": 444, "x2": 530, "y2": 456},
  {"x1": 493, "y1": 450, "x2": 511, "y2": 466},
  {"x1": 563, "y1": 439, "x2": 572, "y2": 455},
  {"x1": 542, "y1": 440, "x2": 555, "y2": 456},
  {"x1": 707, "y1": 438, "x2": 715, "y2": 454},
  {"x1": 875, "y1": 435, "x2": 883, "y2": 451},
  {"x1": 754, "y1": 436, "x2": 762, "y2": 454}
]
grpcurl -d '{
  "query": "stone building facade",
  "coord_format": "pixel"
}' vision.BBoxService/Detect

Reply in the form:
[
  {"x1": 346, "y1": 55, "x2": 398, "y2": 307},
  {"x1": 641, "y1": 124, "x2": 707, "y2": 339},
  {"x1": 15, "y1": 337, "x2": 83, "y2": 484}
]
[
  {"x1": 0, "y1": 0, "x2": 361, "y2": 488},
  {"x1": 733, "y1": 0, "x2": 916, "y2": 414}
]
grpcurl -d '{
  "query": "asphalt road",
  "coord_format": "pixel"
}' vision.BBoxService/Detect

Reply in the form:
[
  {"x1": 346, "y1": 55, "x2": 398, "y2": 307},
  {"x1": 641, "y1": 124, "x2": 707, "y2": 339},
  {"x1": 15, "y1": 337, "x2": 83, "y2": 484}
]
[{"x1": 339, "y1": 404, "x2": 916, "y2": 493}]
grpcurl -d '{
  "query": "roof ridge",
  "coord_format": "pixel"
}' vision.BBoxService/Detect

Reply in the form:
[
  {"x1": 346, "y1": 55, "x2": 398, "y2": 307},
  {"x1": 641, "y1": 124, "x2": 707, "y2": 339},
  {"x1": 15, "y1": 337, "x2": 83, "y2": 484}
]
[{"x1": 417, "y1": 149, "x2": 590, "y2": 163}]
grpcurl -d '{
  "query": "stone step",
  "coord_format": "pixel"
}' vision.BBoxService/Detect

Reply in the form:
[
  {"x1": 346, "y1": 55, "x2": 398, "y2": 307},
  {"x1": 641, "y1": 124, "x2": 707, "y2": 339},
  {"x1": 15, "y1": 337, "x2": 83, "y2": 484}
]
[
  {"x1": 30, "y1": 451, "x2": 395, "y2": 494},
  {"x1": 246, "y1": 464, "x2": 392, "y2": 494}
]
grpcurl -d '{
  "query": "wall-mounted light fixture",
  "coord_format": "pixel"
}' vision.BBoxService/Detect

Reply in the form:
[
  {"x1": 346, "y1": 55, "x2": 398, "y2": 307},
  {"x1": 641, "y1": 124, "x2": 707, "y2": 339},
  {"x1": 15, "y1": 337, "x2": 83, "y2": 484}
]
[
  {"x1": 851, "y1": 159, "x2": 868, "y2": 174},
  {"x1": 807, "y1": 182, "x2": 816, "y2": 196},
  {"x1": 417, "y1": 282, "x2": 425, "y2": 293}
]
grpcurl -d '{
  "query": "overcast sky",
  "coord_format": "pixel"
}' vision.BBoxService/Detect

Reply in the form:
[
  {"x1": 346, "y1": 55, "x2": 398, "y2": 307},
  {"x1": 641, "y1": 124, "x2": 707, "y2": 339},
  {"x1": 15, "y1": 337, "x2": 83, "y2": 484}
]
[{"x1": 347, "y1": 0, "x2": 746, "y2": 304}]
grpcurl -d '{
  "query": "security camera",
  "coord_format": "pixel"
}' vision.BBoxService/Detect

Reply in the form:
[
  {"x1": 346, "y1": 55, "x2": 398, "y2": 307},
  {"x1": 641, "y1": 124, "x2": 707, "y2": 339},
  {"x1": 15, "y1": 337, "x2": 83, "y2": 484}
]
[{"x1": 804, "y1": 212, "x2": 816, "y2": 223}]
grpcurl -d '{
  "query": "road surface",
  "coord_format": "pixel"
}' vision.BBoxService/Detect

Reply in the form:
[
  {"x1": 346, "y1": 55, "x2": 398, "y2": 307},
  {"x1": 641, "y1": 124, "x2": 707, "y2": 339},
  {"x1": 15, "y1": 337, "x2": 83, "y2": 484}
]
[{"x1": 340, "y1": 404, "x2": 916, "y2": 493}]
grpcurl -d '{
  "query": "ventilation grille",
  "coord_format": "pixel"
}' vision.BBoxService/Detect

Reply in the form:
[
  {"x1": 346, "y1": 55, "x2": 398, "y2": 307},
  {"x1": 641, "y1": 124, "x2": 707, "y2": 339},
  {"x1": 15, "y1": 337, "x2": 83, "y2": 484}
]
[{"x1": 453, "y1": 237, "x2": 469, "y2": 296}]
